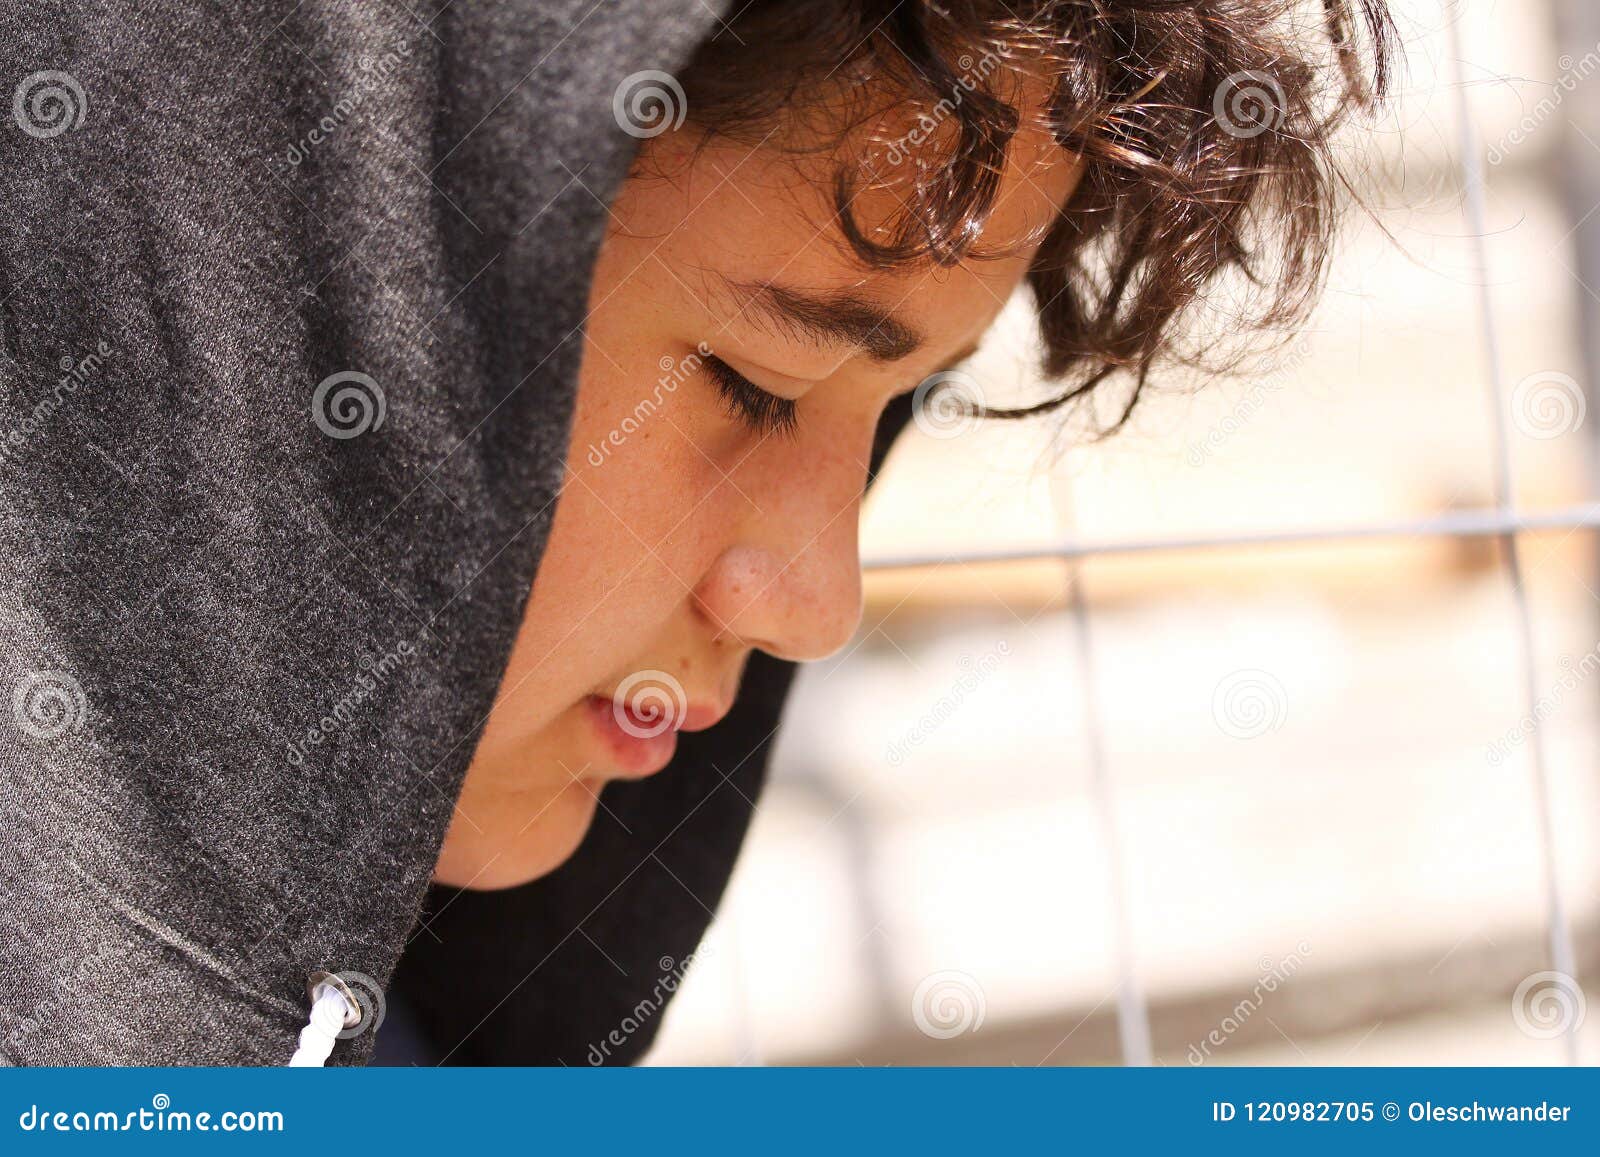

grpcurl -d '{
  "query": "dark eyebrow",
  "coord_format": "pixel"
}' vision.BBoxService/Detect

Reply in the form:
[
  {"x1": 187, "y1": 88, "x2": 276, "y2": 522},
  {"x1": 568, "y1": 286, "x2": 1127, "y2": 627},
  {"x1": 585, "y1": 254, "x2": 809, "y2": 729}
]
[{"x1": 721, "y1": 278, "x2": 924, "y2": 363}]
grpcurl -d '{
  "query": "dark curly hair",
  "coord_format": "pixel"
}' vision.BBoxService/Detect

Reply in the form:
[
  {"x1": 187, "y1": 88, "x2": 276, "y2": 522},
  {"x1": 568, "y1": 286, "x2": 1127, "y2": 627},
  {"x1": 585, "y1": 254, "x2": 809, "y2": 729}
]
[{"x1": 674, "y1": 0, "x2": 1397, "y2": 432}]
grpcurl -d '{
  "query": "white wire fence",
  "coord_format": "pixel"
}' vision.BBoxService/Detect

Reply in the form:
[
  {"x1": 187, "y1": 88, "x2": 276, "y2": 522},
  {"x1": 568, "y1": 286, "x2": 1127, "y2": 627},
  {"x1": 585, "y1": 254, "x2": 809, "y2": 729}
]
[{"x1": 845, "y1": 3, "x2": 1587, "y2": 1067}]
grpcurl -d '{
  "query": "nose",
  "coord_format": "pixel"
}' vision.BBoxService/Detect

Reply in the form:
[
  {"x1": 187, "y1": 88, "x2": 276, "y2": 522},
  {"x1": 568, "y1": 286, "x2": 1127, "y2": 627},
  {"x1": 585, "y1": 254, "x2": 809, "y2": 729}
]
[{"x1": 691, "y1": 458, "x2": 867, "y2": 663}]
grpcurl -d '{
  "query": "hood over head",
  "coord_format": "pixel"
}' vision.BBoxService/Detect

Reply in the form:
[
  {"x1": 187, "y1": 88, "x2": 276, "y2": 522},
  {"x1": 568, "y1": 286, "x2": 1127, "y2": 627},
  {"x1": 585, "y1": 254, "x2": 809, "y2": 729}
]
[{"x1": 0, "y1": 0, "x2": 790, "y2": 1065}]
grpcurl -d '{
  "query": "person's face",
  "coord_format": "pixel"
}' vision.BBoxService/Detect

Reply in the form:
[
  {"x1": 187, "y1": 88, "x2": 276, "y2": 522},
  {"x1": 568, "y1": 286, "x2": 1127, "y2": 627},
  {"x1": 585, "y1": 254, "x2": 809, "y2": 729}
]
[{"x1": 433, "y1": 97, "x2": 1081, "y2": 890}]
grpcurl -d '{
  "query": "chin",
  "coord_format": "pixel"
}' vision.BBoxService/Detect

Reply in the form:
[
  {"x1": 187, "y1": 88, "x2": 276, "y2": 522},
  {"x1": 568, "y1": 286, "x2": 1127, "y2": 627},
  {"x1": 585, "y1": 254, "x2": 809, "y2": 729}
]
[{"x1": 432, "y1": 780, "x2": 601, "y2": 891}]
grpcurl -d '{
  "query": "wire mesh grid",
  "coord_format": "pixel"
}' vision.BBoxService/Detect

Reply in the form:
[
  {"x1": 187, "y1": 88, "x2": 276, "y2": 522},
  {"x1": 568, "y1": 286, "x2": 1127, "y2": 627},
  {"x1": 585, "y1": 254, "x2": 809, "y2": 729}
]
[{"x1": 814, "y1": 9, "x2": 1587, "y2": 1068}]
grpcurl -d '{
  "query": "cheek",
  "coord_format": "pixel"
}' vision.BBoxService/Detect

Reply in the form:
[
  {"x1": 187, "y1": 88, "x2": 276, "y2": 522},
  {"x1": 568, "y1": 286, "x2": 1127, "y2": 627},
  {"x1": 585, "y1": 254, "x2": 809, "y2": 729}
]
[
  {"x1": 533, "y1": 375, "x2": 736, "y2": 638},
  {"x1": 566, "y1": 384, "x2": 736, "y2": 566}
]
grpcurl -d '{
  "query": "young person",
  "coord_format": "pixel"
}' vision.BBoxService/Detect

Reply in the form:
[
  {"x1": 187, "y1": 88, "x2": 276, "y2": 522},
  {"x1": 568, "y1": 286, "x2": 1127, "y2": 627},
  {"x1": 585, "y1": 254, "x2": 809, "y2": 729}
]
[{"x1": 0, "y1": 0, "x2": 1391, "y2": 1064}]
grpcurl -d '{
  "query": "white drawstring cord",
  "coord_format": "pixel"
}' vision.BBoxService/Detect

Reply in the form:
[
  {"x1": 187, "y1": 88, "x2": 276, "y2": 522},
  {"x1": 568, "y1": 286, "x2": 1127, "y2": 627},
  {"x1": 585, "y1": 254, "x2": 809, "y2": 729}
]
[{"x1": 288, "y1": 982, "x2": 354, "y2": 1067}]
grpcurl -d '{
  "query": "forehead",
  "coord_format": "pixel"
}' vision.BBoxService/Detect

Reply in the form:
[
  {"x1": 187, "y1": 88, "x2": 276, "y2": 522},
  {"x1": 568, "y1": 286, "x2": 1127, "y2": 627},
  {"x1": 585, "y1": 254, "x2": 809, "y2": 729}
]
[{"x1": 611, "y1": 112, "x2": 1080, "y2": 361}]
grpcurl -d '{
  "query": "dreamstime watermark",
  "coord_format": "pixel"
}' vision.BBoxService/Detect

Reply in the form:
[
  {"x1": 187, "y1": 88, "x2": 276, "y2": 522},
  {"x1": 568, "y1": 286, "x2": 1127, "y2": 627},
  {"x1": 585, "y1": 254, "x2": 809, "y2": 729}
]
[
  {"x1": 11, "y1": 669, "x2": 88, "y2": 740},
  {"x1": 1489, "y1": 45, "x2": 1600, "y2": 165},
  {"x1": 16, "y1": 1094, "x2": 283, "y2": 1134},
  {"x1": 585, "y1": 342, "x2": 712, "y2": 467},
  {"x1": 1187, "y1": 336, "x2": 1314, "y2": 465},
  {"x1": 611, "y1": 670, "x2": 687, "y2": 739},
  {"x1": 12, "y1": 70, "x2": 86, "y2": 139},
  {"x1": 311, "y1": 370, "x2": 386, "y2": 439},
  {"x1": 911, "y1": 970, "x2": 987, "y2": 1039},
  {"x1": 886, "y1": 641, "x2": 1010, "y2": 767},
  {"x1": 1510, "y1": 970, "x2": 1587, "y2": 1040},
  {"x1": 1187, "y1": 941, "x2": 1313, "y2": 1064},
  {"x1": 878, "y1": 48, "x2": 1003, "y2": 168},
  {"x1": 283, "y1": 39, "x2": 413, "y2": 166},
  {"x1": 911, "y1": 369, "x2": 985, "y2": 439},
  {"x1": 585, "y1": 948, "x2": 712, "y2": 1064},
  {"x1": 285, "y1": 638, "x2": 417, "y2": 765},
  {"x1": 1485, "y1": 642, "x2": 1600, "y2": 766},
  {"x1": 0, "y1": 341, "x2": 117, "y2": 464},
  {"x1": 1509, "y1": 370, "x2": 1584, "y2": 440},
  {"x1": 612, "y1": 70, "x2": 686, "y2": 138},
  {"x1": 1213, "y1": 70, "x2": 1286, "y2": 139},
  {"x1": 1211, "y1": 669, "x2": 1288, "y2": 740}
]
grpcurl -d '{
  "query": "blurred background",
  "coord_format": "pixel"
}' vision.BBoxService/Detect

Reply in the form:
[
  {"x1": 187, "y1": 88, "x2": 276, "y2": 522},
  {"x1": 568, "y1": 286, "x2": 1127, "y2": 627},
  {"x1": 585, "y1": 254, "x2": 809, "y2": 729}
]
[{"x1": 648, "y1": 0, "x2": 1600, "y2": 1066}]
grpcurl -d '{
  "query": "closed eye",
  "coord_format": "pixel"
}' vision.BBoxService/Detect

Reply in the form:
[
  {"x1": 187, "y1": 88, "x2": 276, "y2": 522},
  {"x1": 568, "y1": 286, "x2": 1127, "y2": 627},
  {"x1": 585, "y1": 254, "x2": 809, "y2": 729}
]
[{"x1": 703, "y1": 355, "x2": 799, "y2": 438}]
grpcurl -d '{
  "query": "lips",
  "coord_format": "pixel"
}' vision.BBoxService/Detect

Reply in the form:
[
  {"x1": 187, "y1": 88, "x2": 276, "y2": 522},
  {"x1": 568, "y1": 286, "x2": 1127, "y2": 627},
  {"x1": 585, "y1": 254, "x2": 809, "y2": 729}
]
[{"x1": 582, "y1": 693, "x2": 729, "y2": 779}]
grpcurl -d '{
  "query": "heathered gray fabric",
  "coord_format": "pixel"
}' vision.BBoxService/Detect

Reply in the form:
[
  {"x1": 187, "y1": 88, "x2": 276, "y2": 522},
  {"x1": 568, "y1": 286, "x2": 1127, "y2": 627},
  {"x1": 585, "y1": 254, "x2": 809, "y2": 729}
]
[{"x1": 0, "y1": 1, "x2": 726, "y2": 1065}]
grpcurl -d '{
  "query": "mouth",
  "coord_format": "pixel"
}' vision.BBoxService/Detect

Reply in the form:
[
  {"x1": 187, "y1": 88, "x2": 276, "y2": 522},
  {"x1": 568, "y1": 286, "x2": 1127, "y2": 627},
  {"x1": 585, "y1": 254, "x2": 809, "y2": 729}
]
[{"x1": 581, "y1": 690, "x2": 730, "y2": 780}]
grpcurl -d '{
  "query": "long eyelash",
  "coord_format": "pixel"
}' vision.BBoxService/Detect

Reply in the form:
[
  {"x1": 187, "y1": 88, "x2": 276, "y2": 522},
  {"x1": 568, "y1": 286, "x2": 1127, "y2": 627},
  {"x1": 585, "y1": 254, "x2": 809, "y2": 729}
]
[{"x1": 703, "y1": 355, "x2": 799, "y2": 438}]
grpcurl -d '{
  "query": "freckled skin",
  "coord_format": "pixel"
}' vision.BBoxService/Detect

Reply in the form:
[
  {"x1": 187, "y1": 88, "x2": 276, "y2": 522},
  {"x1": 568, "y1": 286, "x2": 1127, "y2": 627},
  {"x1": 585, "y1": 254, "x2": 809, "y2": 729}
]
[{"x1": 433, "y1": 85, "x2": 1081, "y2": 890}]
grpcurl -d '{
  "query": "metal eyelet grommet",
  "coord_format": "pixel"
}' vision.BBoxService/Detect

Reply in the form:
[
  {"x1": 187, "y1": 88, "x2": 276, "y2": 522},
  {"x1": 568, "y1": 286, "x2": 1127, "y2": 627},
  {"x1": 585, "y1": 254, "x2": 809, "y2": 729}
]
[{"x1": 305, "y1": 970, "x2": 363, "y2": 1030}]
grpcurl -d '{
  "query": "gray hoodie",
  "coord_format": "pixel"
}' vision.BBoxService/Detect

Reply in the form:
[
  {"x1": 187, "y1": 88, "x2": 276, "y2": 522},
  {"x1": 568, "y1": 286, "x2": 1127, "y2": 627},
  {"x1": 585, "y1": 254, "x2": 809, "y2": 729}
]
[{"x1": 0, "y1": 0, "x2": 807, "y2": 1066}]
